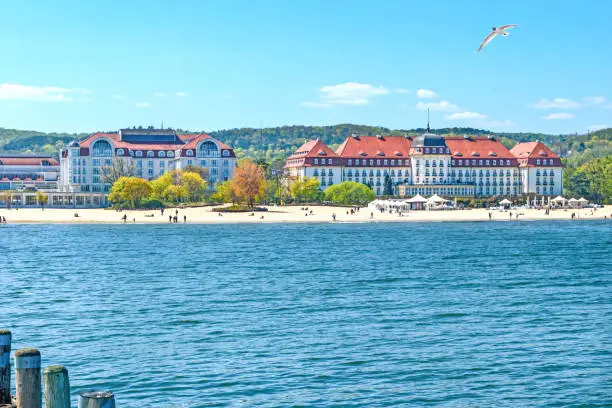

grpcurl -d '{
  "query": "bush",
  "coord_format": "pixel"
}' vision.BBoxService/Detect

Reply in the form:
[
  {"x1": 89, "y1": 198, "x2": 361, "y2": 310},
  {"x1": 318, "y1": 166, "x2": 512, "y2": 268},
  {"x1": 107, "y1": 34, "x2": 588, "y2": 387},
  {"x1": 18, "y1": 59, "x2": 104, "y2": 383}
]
[
  {"x1": 213, "y1": 205, "x2": 269, "y2": 212},
  {"x1": 141, "y1": 199, "x2": 164, "y2": 209}
]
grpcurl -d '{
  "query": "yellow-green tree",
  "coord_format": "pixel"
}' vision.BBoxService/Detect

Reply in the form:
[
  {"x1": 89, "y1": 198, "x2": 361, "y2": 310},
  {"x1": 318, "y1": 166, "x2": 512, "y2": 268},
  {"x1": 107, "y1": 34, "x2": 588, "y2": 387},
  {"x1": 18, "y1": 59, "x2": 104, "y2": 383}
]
[
  {"x1": 181, "y1": 171, "x2": 206, "y2": 202},
  {"x1": 151, "y1": 172, "x2": 173, "y2": 200},
  {"x1": 35, "y1": 191, "x2": 49, "y2": 210},
  {"x1": 211, "y1": 180, "x2": 238, "y2": 203},
  {"x1": 109, "y1": 176, "x2": 152, "y2": 207},
  {"x1": 290, "y1": 177, "x2": 322, "y2": 203},
  {"x1": 163, "y1": 184, "x2": 188, "y2": 203},
  {"x1": 1, "y1": 190, "x2": 14, "y2": 209},
  {"x1": 231, "y1": 160, "x2": 266, "y2": 208}
]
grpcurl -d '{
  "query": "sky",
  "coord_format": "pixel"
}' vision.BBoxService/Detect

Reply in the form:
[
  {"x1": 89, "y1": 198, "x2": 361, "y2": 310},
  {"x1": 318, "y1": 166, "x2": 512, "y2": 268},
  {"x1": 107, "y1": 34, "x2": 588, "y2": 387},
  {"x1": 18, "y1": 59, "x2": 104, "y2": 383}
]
[{"x1": 0, "y1": 0, "x2": 611, "y2": 135}]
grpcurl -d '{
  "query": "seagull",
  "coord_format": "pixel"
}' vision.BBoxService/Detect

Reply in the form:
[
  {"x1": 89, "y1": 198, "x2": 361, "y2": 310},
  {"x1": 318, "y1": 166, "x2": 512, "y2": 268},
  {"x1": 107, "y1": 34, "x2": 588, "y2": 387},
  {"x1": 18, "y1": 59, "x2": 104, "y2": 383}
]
[{"x1": 477, "y1": 24, "x2": 518, "y2": 52}]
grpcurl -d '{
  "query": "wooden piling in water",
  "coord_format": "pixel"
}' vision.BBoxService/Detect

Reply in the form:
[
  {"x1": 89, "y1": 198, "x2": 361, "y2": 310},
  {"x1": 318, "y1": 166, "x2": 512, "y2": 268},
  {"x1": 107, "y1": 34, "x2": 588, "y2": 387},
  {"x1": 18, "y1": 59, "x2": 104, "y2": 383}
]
[
  {"x1": 43, "y1": 365, "x2": 71, "y2": 408},
  {"x1": 0, "y1": 330, "x2": 11, "y2": 405},
  {"x1": 78, "y1": 391, "x2": 115, "y2": 408},
  {"x1": 14, "y1": 348, "x2": 42, "y2": 408}
]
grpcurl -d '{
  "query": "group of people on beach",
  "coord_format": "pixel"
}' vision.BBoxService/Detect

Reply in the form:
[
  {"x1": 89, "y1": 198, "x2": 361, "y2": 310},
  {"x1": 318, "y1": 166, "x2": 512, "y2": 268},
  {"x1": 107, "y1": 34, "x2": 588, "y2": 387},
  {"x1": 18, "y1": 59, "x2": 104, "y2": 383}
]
[{"x1": 0, "y1": 216, "x2": 6, "y2": 223}]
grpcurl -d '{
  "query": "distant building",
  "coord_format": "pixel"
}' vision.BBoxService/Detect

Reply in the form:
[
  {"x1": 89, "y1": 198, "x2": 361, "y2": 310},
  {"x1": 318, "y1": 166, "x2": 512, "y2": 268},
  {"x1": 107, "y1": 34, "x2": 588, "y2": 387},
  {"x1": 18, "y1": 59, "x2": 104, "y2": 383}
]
[
  {"x1": 284, "y1": 130, "x2": 563, "y2": 198},
  {"x1": 510, "y1": 141, "x2": 563, "y2": 196},
  {"x1": 57, "y1": 128, "x2": 237, "y2": 207},
  {"x1": 0, "y1": 155, "x2": 60, "y2": 207}
]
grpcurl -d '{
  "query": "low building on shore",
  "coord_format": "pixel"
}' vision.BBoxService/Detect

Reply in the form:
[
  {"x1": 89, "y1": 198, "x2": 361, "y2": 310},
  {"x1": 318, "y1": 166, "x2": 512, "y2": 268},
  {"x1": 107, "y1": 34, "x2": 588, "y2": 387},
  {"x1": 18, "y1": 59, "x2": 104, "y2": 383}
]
[{"x1": 284, "y1": 128, "x2": 564, "y2": 198}]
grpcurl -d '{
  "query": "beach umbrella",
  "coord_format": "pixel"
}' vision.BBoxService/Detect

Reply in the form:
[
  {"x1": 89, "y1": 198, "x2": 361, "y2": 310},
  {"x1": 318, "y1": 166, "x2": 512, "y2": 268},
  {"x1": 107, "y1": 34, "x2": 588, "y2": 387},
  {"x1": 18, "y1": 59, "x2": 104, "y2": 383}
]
[
  {"x1": 407, "y1": 194, "x2": 427, "y2": 203},
  {"x1": 552, "y1": 195, "x2": 566, "y2": 202},
  {"x1": 578, "y1": 197, "x2": 588, "y2": 203},
  {"x1": 499, "y1": 198, "x2": 512, "y2": 205},
  {"x1": 427, "y1": 194, "x2": 447, "y2": 203}
]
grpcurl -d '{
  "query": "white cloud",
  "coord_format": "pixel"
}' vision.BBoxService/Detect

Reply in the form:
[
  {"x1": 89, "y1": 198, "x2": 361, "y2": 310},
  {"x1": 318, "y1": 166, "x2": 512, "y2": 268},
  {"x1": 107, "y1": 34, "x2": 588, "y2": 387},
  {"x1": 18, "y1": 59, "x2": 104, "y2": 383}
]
[
  {"x1": 532, "y1": 98, "x2": 581, "y2": 109},
  {"x1": 154, "y1": 92, "x2": 167, "y2": 98},
  {"x1": 135, "y1": 102, "x2": 151, "y2": 108},
  {"x1": 0, "y1": 83, "x2": 89, "y2": 102},
  {"x1": 301, "y1": 101, "x2": 332, "y2": 109},
  {"x1": 416, "y1": 89, "x2": 437, "y2": 99},
  {"x1": 445, "y1": 111, "x2": 486, "y2": 120},
  {"x1": 583, "y1": 96, "x2": 606, "y2": 105},
  {"x1": 416, "y1": 100, "x2": 459, "y2": 112},
  {"x1": 319, "y1": 82, "x2": 390, "y2": 105},
  {"x1": 542, "y1": 112, "x2": 574, "y2": 120},
  {"x1": 176, "y1": 92, "x2": 187, "y2": 97},
  {"x1": 586, "y1": 124, "x2": 608, "y2": 132}
]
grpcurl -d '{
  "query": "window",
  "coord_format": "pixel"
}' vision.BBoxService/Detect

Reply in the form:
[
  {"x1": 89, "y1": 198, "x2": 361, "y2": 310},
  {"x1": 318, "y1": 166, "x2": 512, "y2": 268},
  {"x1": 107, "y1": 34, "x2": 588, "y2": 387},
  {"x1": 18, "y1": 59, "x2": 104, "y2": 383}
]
[
  {"x1": 222, "y1": 150, "x2": 230, "y2": 157},
  {"x1": 479, "y1": 160, "x2": 483, "y2": 166},
  {"x1": 369, "y1": 160, "x2": 374, "y2": 165},
  {"x1": 348, "y1": 159, "x2": 352, "y2": 165},
  {"x1": 314, "y1": 158, "x2": 318, "y2": 164},
  {"x1": 212, "y1": 160, "x2": 217, "y2": 167},
  {"x1": 187, "y1": 160, "x2": 193, "y2": 165},
  {"x1": 116, "y1": 149, "x2": 124, "y2": 156},
  {"x1": 425, "y1": 148, "x2": 430, "y2": 153},
  {"x1": 492, "y1": 160, "x2": 497, "y2": 165},
  {"x1": 506, "y1": 160, "x2": 510, "y2": 165},
  {"x1": 376, "y1": 160, "x2": 381, "y2": 165},
  {"x1": 147, "y1": 151, "x2": 154, "y2": 158},
  {"x1": 92, "y1": 140, "x2": 113, "y2": 157},
  {"x1": 92, "y1": 159, "x2": 101, "y2": 166},
  {"x1": 148, "y1": 160, "x2": 153, "y2": 168},
  {"x1": 186, "y1": 150, "x2": 194, "y2": 157},
  {"x1": 198, "y1": 141, "x2": 219, "y2": 157},
  {"x1": 549, "y1": 159, "x2": 553, "y2": 165},
  {"x1": 405, "y1": 160, "x2": 409, "y2": 165},
  {"x1": 223, "y1": 160, "x2": 228, "y2": 167},
  {"x1": 472, "y1": 160, "x2": 476, "y2": 165},
  {"x1": 536, "y1": 159, "x2": 540, "y2": 165},
  {"x1": 160, "y1": 161, "x2": 165, "y2": 168},
  {"x1": 159, "y1": 151, "x2": 166, "y2": 158},
  {"x1": 383, "y1": 159, "x2": 388, "y2": 165},
  {"x1": 200, "y1": 160, "x2": 206, "y2": 167},
  {"x1": 136, "y1": 151, "x2": 143, "y2": 157},
  {"x1": 439, "y1": 160, "x2": 443, "y2": 166},
  {"x1": 167, "y1": 151, "x2": 174, "y2": 158}
]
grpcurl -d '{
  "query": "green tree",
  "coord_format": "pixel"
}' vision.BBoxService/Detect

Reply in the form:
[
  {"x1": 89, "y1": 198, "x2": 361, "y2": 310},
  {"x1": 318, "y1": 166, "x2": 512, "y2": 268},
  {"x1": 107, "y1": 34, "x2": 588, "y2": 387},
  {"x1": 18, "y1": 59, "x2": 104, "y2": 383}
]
[
  {"x1": 324, "y1": 181, "x2": 376, "y2": 205},
  {"x1": 383, "y1": 174, "x2": 393, "y2": 196},
  {"x1": 290, "y1": 177, "x2": 322, "y2": 203}
]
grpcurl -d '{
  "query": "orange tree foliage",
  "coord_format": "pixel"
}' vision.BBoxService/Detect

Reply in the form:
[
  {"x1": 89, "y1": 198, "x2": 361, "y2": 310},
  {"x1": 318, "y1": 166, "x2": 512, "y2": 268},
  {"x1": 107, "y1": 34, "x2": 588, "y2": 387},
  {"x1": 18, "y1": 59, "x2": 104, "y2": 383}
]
[{"x1": 231, "y1": 159, "x2": 266, "y2": 208}]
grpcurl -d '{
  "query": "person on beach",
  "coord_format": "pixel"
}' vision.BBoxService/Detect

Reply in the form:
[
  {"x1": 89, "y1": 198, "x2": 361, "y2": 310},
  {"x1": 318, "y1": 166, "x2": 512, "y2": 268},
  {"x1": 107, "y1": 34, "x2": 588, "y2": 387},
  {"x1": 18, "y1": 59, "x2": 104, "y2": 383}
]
[
  {"x1": 184, "y1": 215, "x2": 187, "y2": 223},
  {"x1": 509, "y1": 212, "x2": 512, "y2": 220},
  {"x1": 161, "y1": 208, "x2": 164, "y2": 216},
  {"x1": 489, "y1": 212, "x2": 492, "y2": 220},
  {"x1": 169, "y1": 215, "x2": 172, "y2": 223},
  {"x1": 332, "y1": 213, "x2": 336, "y2": 221}
]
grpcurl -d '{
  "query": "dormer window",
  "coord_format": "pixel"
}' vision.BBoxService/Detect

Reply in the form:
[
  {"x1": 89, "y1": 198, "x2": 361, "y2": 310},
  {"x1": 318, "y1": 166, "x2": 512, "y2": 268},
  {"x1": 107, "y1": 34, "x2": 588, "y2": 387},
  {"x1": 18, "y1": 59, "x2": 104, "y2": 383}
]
[
  {"x1": 167, "y1": 151, "x2": 174, "y2": 158},
  {"x1": 425, "y1": 148, "x2": 430, "y2": 154},
  {"x1": 116, "y1": 149, "x2": 125, "y2": 156},
  {"x1": 222, "y1": 150, "x2": 230, "y2": 157},
  {"x1": 147, "y1": 151, "x2": 154, "y2": 158},
  {"x1": 159, "y1": 151, "x2": 166, "y2": 158},
  {"x1": 314, "y1": 158, "x2": 318, "y2": 164},
  {"x1": 186, "y1": 150, "x2": 194, "y2": 157},
  {"x1": 136, "y1": 151, "x2": 143, "y2": 157}
]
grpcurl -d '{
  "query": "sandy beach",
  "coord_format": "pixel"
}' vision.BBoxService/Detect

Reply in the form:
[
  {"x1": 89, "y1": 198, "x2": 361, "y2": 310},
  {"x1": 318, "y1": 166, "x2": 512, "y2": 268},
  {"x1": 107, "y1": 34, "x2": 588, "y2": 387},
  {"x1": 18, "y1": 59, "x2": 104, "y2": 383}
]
[{"x1": 1, "y1": 205, "x2": 610, "y2": 224}]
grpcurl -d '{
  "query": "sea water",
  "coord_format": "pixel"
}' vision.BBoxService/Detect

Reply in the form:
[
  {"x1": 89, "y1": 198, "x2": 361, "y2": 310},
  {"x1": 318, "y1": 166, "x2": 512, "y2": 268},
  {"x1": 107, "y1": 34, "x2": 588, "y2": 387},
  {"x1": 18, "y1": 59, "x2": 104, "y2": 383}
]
[{"x1": 1, "y1": 221, "x2": 611, "y2": 407}]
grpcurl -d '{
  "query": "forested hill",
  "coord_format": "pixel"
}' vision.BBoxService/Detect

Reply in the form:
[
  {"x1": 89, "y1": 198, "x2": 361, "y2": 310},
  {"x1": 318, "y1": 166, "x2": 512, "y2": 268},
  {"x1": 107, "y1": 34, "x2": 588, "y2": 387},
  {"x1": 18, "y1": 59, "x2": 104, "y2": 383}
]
[{"x1": 1, "y1": 125, "x2": 610, "y2": 167}]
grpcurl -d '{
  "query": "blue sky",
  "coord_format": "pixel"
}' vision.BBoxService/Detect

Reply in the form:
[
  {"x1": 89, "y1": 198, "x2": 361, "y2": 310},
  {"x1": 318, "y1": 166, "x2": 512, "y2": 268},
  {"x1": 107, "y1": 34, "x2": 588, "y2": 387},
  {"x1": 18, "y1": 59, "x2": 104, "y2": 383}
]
[{"x1": 1, "y1": 0, "x2": 611, "y2": 134}]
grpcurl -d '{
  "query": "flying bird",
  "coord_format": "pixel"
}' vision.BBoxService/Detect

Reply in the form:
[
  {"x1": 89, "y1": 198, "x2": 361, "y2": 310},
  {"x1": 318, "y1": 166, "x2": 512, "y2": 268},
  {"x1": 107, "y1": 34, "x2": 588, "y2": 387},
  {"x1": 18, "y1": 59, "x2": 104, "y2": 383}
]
[{"x1": 477, "y1": 24, "x2": 518, "y2": 52}]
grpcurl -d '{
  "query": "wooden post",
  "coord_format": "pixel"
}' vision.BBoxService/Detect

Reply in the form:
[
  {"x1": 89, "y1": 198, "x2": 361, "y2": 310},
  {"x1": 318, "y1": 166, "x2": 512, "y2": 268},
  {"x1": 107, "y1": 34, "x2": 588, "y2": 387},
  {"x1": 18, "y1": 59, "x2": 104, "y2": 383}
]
[
  {"x1": 78, "y1": 391, "x2": 115, "y2": 408},
  {"x1": 43, "y1": 365, "x2": 70, "y2": 408},
  {"x1": 0, "y1": 330, "x2": 10, "y2": 405},
  {"x1": 14, "y1": 348, "x2": 42, "y2": 408}
]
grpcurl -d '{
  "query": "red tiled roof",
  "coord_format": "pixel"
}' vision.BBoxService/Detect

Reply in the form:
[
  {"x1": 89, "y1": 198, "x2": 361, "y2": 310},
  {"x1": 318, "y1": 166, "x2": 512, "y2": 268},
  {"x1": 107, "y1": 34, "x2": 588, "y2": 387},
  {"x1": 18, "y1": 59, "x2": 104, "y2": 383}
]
[
  {"x1": 445, "y1": 137, "x2": 516, "y2": 161},
  {"x1": 287, "y1": 140, "x2": 338, "y2": 159},
  {"x1": 0, "y1": 157, "x2": 59, "y2": 166},
  {"x1": 77, "y1": 132, "x2": 234, "y2": 153},
  {"x1": 510, "y1": 141, "x2": 559, "y2": 159},
  {"x1": 335, "y1": 135, "x2": 412, "y2": 157}
]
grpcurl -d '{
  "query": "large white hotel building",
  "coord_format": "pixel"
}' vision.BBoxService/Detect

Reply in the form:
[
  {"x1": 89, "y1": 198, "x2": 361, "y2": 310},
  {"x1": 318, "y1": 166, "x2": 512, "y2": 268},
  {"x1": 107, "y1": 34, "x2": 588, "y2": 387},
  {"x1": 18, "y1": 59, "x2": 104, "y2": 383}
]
[{"x1": 284, "y1": 129, "x2": 563, "y2": 198}]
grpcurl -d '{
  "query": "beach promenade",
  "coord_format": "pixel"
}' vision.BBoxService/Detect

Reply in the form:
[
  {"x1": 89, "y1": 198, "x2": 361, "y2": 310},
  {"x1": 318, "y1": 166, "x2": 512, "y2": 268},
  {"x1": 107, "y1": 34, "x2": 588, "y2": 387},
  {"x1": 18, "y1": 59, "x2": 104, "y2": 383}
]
[{"x1": 1, "y1": 205, "x2": 610, "y2": 224}]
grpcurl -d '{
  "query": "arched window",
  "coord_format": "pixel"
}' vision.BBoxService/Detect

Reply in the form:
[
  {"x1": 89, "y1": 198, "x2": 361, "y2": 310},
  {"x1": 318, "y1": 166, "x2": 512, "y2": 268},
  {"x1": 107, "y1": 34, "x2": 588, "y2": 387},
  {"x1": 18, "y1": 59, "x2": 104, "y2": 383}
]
[
  {"x1": 159, "y1": 151, "x2": 166, "y2": 158},
  {"x1": 92, "y1": 140, "x2": 113, "y2": 157},
  {"x1": 198, "y1": 141, "x2": 219, "y2": 157},
  {"x1": 136, "y1": 151, "x2": 143, "y2": 157},
  {"x1": 186, "y1": 150, "x2": 194, "y2": 157},
  {"x1": 147, "y1": 151, "x2": 154, "y2": 158},
  {"x1": 222, "y1": 150, "x2": 230, "y2": 157},
  {"x1": 167, "y1": 151, "x2": 174, "y2": 158},
  {"x1": 116, "y1": 149, "x2": 125, "y2": 156}
]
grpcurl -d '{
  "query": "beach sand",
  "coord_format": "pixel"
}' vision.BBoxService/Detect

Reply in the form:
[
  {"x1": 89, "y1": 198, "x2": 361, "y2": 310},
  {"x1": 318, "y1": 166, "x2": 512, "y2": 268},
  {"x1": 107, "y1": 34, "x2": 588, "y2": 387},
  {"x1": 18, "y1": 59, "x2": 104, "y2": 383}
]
[{"x1": 1, "y1": 205, "x2": 610, "y2": 224}]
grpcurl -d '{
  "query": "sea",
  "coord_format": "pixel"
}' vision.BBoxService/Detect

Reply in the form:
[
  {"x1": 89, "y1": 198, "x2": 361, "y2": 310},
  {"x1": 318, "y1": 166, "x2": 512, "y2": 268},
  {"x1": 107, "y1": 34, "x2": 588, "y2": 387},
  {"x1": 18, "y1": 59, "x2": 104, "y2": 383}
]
[{"x1": 1, "y1": 221, "x2": 611, "y2": 407}]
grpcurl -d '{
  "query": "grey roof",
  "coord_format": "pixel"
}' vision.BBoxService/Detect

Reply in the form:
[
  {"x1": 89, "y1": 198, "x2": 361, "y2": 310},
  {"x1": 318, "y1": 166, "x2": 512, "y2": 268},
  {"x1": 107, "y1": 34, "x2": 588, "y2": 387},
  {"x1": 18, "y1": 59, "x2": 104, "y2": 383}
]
[{"x1": 411, "y1": 132, "x2": 447, "y2": 148}]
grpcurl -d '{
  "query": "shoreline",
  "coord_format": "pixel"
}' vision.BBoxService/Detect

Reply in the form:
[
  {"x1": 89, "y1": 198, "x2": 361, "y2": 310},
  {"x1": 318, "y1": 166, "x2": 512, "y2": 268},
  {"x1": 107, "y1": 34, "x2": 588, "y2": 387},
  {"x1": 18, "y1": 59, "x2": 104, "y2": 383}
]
[{"x1": 1, "y1": 205, "x2": 610, "y2": 225}]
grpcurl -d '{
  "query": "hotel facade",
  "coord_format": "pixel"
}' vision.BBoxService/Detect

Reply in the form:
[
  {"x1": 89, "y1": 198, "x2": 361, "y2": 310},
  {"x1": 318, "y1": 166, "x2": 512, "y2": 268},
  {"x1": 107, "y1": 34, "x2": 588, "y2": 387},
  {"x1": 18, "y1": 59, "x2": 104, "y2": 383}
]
[
  {"x1": 0, "y1": 128, "x2": 236, "y2": 208},
  {"x1": 284, "y1": 130, "x2": 563, "y2": 198}
]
